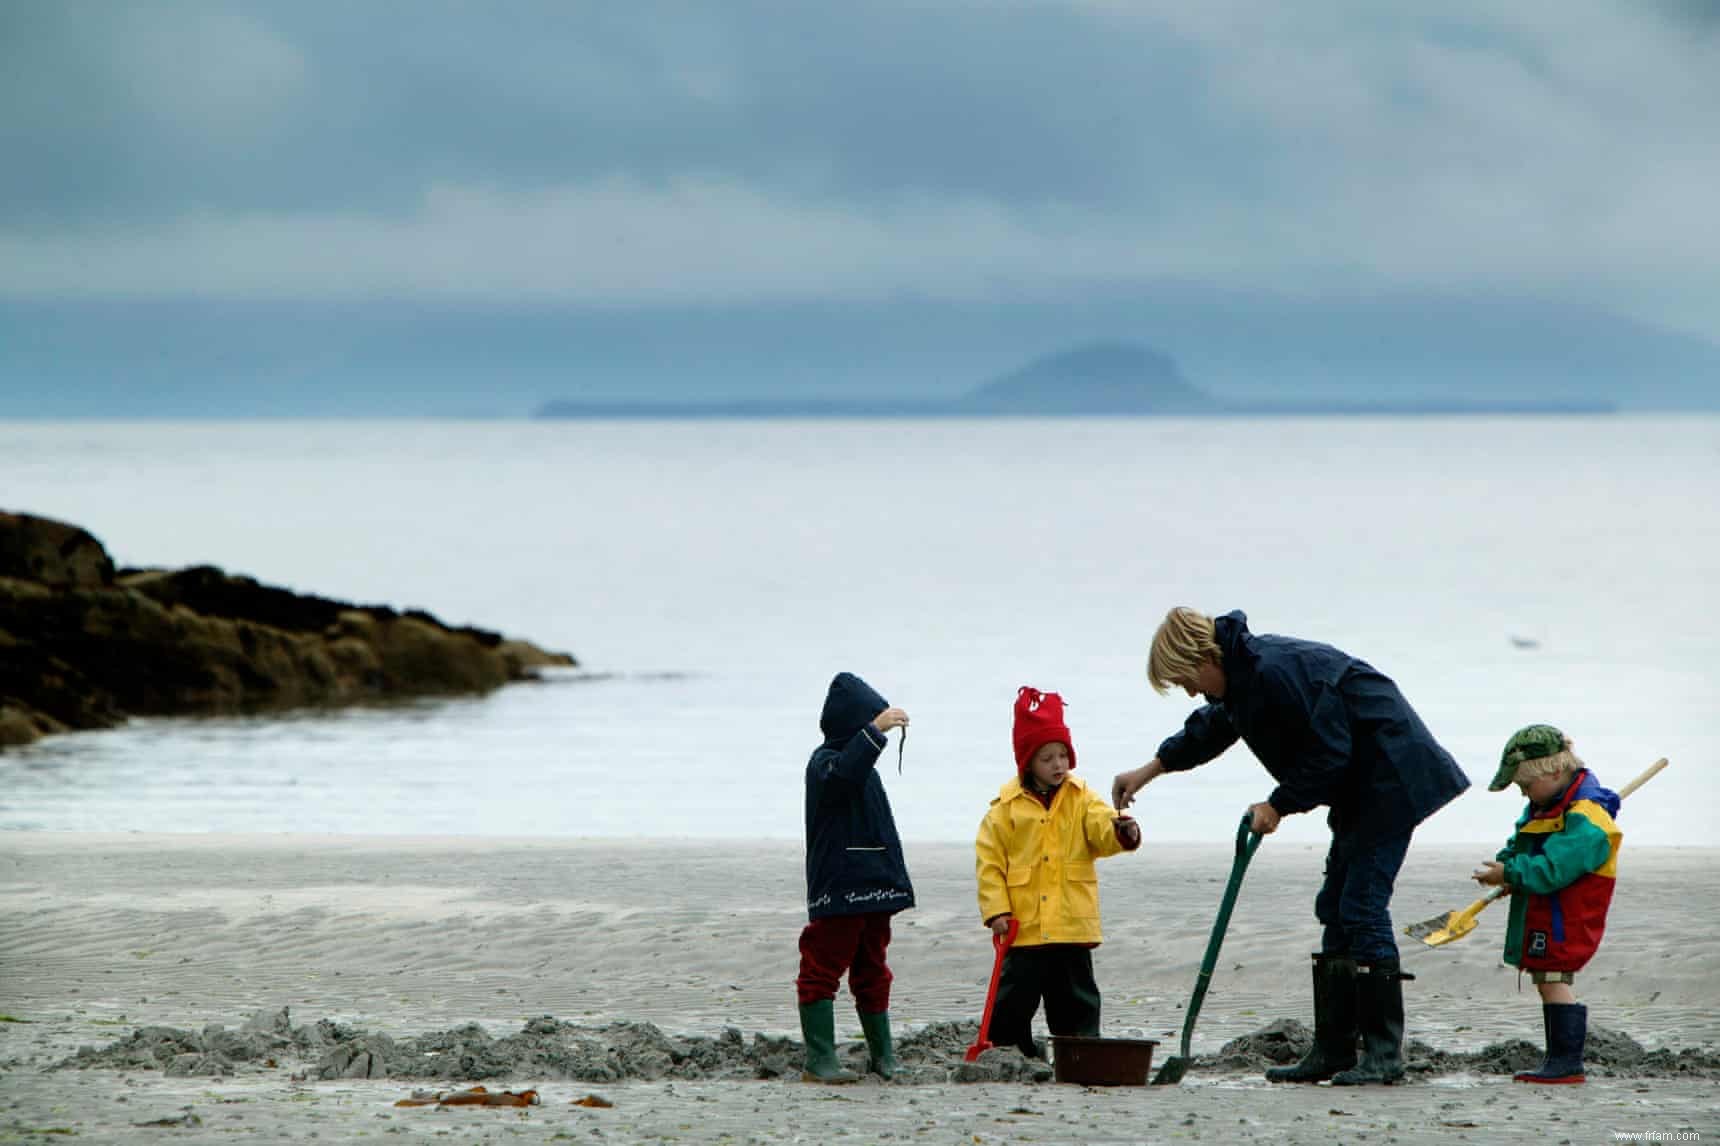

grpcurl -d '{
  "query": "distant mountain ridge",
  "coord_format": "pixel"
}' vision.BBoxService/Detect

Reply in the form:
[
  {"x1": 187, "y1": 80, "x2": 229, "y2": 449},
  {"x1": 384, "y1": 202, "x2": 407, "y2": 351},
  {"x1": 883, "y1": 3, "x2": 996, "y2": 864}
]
[
  {"x1": 5, "y1": 294, "x2": 1713, "y2": 417},
  {"x1": 964, "y1": 343, "x2": 1210, "y2": 413},
  {"x1": 535, "y1": 340, "x2": 1613, "y2": 418}
]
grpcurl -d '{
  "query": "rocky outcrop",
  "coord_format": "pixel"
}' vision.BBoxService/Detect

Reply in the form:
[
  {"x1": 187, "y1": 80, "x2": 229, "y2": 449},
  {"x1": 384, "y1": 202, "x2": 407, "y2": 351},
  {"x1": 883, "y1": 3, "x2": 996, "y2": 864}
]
[
  {"x1": 0, "y1": 511, "x2": 576, "y2": 749},
  {"x1": 0, "y1": 512, "x2": 115, "y2": 588}
]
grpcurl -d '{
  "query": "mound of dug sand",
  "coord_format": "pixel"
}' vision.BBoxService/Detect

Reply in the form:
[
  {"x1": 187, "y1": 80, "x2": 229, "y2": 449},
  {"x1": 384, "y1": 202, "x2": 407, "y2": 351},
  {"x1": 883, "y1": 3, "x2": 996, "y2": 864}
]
[
  {"x1": 1211, "y1": 1018, "x2": 1720, "y2": 1078},
  {"x1": 64, "y1": 1009, "x2": 1719, "y2": 1085},
  {"x1": 59, "y1": 1008, "x2": 1051, "y2": 1085}
]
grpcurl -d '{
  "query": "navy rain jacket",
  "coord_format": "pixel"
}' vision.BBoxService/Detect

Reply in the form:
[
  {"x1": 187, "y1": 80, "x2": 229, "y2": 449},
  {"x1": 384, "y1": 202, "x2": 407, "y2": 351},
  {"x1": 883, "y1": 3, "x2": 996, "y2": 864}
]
[
  {"x1": 804, "y1": 672, "x2": 915, "y2": 920},
  {"x1": 1157, "y1": 612, "x2": 1470, "y2": 839}
]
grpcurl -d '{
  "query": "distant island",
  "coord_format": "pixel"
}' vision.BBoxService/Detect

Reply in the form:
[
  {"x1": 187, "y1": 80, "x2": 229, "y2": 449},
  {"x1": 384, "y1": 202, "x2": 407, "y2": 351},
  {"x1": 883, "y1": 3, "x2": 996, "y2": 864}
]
[
  {"x1": 964, "y1": 343, "x2": 1210, "y2": 414},
  {"x1": 535, "y1": 341, "x2": 1616, "y2": 419}
]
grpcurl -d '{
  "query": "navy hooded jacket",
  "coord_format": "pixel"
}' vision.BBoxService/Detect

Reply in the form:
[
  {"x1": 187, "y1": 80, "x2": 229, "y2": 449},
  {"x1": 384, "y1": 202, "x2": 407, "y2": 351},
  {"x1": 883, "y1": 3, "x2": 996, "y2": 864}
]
[
  {"x1": 804, "y1": 672, "x2": 915, "y2": 920},
  {"x1": 1157, "y1": 612, "x2": 1470, "y2": 839}
]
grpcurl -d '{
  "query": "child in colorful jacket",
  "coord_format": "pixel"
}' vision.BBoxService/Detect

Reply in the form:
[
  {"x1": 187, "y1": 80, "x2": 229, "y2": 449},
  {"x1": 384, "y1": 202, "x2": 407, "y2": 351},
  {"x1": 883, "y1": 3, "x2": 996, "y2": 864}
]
[
  {"x1": 975, "y1": 687, "x2": 1141, "y2": 1058},
  {"x1": 1473, "y1": 724, "x2": 1622, "y2": 1085}
]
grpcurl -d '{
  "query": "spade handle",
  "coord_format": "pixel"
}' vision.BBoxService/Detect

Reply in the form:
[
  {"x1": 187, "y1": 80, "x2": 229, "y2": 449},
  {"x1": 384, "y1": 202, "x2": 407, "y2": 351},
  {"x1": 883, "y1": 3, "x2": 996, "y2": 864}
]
[{"x1": 1616, "y1": 757, "x2": 1668, "y2": 801}]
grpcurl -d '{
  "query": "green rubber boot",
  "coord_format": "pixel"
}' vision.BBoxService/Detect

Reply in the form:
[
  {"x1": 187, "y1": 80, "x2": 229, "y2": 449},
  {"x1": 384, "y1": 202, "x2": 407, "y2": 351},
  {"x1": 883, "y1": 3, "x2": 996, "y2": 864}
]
[
  {"x1": 858, "y1": 1010, "x2": 898, "y2": 1080},
  {"x1": 798, "y1": 1000, "x2": 859, "y2": 1084}
]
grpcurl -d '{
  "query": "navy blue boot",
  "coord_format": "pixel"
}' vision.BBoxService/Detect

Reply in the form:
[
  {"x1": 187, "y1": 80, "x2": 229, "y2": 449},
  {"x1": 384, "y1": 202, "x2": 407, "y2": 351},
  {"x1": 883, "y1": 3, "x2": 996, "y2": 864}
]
[{"x1": 1514, "y1": 1002, "x2": 1587, "y2": 1084}]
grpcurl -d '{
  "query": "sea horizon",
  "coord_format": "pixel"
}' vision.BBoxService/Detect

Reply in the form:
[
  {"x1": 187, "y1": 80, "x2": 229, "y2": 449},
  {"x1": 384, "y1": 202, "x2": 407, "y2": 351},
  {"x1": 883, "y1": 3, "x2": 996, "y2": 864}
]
[{"x1": 3, "y1": 415, "x2": 1716, "y2": 846}]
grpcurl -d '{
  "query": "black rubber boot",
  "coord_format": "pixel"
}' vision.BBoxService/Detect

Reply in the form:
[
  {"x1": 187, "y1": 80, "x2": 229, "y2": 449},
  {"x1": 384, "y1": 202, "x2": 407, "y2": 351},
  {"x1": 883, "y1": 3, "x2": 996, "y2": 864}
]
[
  {"x1": 1267, "y1": 954, "x2": 1358, "y2": 1083},
  {"x1": 798, "y1": 1000, "x2": 859, "y2": 1083},
  {"x1": 1514, "y1": 1002, "x2": 1587, "y2": 1084},
  {"x1": 1330, "y1": 960, "x2": 1411, "y2": 1086},
  {"x1": 858, "y1": 1010, "x2": 898, "y2": 1080}
]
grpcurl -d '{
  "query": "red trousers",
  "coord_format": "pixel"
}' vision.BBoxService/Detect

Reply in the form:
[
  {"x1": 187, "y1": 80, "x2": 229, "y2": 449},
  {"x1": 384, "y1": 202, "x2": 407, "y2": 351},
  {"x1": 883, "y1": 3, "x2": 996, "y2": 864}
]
[{"x1": 795, "y1": 912, "x2": 894, "y2": 1011}]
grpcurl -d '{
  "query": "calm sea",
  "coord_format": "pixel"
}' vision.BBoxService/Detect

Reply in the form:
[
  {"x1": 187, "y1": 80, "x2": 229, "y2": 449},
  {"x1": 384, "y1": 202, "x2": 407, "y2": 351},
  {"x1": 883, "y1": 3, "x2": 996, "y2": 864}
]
[{"x1": 1, "y1": 417, "x2": 1716, "y2": 846}]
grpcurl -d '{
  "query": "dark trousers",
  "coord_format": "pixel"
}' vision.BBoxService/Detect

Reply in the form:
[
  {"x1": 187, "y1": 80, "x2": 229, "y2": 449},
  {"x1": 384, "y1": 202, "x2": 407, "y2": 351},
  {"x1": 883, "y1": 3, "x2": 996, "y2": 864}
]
[
  {"x1": 796, "y1": 912, "x2": 893, "y2": 1011},
  {"x1": 984, "y1": 944, "x2": 1100, "y2": 1057},
  {"x1": 1316, "y1": 827, "x2": 1413, "y2": 963}
]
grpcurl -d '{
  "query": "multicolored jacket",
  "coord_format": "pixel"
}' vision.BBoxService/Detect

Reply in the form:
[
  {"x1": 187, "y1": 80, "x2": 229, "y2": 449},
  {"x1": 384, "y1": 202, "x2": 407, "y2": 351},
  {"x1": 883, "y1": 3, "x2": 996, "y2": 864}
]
[
  {"x1": 975, "y1": 774, "x2": 1136, "y2": 948},
  {"x1": 1496, "y1": 769, "x2": 1622, "y2": 973}
]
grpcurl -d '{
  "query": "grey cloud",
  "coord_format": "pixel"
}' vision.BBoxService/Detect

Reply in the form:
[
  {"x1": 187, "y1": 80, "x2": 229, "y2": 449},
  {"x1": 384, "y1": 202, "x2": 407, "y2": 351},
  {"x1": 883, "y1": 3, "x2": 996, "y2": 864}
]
[
  {"x1": 1, "y1": 1, "x2": 1717, "y2": 340},
  {"x1": 0, "y1": 2, "x2": 1342, "y2": 222}
]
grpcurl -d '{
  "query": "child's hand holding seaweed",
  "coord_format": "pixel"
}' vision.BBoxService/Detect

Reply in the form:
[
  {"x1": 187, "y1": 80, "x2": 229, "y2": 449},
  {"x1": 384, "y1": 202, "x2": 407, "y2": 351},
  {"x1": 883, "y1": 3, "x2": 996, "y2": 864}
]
[{"x1": 872, "y1": 707, "x2": 909, "y2": 733}]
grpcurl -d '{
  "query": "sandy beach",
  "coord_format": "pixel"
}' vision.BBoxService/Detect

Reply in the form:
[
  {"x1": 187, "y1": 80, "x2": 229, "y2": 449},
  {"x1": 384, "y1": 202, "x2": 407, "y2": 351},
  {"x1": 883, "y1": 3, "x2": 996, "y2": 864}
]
[{"x1": 2, "y1": 833, "x2": 1715, "y2": 1143}]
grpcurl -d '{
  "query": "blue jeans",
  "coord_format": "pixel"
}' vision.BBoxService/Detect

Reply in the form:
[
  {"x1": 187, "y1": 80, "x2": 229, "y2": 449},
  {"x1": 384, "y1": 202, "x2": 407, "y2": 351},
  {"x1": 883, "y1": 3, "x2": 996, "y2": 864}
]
[{"x1": 1316, "y1": 827, "x2": 1413, "y2": 963}]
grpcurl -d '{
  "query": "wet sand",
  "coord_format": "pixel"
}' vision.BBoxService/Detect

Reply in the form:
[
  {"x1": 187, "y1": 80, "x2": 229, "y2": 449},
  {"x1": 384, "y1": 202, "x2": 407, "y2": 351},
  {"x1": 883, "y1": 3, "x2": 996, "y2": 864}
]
[{"x1": 2, "y1": 834, "x2": 1715, "y2": 1142}]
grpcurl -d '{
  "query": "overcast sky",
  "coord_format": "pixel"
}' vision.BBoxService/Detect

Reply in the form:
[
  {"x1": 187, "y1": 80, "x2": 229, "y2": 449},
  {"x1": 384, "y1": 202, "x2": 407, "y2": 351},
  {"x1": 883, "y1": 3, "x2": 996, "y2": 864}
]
[
  {"x1": 3, "y1": 2, "x2": 1719, "y2": 413},
  {"x1": 3, "y1": 1, "x2": 1719, "y2": 347}
]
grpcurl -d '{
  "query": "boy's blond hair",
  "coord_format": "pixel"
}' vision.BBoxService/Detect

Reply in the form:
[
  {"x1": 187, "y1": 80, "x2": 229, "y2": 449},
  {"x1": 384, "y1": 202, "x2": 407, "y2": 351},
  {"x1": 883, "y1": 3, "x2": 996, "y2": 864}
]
[
  {"x1": 1147, "y1": 607, "x2": 1220, "y2": 694},
  {"x1": 1513, "y1": 744, "x2": 1584, "y2": 784}
]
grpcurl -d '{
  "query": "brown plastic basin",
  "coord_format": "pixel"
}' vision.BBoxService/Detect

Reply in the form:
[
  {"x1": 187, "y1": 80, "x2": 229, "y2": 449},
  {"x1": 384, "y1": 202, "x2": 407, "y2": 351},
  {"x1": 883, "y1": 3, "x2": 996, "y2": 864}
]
[{"x1": 1049, "y1": 1035, "x2": 1160, "y2": 1086}]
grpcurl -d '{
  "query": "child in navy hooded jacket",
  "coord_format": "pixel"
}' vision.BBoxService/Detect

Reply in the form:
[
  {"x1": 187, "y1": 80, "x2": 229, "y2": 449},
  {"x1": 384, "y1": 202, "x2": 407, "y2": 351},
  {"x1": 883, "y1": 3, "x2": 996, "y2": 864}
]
[{"x1": 796, "y1": 672, "x2": 914, "y2": 1083}]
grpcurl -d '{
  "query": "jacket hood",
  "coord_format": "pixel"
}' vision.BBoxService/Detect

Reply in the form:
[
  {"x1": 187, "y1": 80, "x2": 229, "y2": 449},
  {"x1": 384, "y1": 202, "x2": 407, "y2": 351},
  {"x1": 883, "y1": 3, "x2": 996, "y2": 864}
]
[
  {"x1": 1565, "y1": 769, "x2": 1621, "y2": 818},
  {"x1": 820, "y1": 672, "x2": 888, "y2": 745},
  {"x1": 1523, "y1": 768, "x2": 1622, "y2": 823},
  {"x1": 1213, "y1": 610, "x2": 1256, "y2": 692}
]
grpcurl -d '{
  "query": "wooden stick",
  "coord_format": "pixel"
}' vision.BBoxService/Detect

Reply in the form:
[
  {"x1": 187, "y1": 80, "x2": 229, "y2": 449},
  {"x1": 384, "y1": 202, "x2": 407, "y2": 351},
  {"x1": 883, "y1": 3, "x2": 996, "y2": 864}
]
[{"x1": 1615, "y1": 757, "x2": 1668, "y2": 801}]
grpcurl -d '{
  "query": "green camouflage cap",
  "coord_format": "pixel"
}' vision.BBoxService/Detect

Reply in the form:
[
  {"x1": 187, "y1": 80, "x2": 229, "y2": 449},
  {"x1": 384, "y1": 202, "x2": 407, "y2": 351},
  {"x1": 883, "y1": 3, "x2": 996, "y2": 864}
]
[{"x1": 1489, "y1": 724, "x2": 1566, "y2": 791}]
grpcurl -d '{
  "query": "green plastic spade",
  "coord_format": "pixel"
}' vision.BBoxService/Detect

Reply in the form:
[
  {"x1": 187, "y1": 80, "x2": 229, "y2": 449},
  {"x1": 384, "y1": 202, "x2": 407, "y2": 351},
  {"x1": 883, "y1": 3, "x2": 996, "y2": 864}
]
[{"x1": 1153, "y1": 812, "x2": 1264, "y2": 1085}]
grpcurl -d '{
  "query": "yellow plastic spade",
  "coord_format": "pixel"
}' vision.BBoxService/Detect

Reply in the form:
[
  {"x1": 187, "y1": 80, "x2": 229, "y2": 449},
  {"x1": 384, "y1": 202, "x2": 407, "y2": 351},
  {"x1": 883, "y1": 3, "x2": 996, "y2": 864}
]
[{"x1": 1404, "y1": 887, "x2": 1506, "y2": 947}]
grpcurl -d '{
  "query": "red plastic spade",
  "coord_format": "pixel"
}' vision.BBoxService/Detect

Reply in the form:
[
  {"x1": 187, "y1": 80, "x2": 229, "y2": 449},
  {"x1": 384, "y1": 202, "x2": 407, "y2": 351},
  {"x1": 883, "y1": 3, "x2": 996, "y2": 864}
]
[{"x1": 964, "y1": 918, "x2": 1020, "y2": 1062}]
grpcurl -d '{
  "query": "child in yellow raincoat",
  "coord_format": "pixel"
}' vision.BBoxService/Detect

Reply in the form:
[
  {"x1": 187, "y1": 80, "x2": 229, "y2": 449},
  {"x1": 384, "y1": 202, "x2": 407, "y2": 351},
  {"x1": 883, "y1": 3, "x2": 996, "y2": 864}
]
[{"x1": 975, "y1": 687, "x2": 1141, "y2": 1057}]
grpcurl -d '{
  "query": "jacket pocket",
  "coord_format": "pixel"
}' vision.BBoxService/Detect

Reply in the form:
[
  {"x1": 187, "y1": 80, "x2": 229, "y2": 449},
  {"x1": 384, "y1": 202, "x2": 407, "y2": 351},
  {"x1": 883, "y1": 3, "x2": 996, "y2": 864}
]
[
  {"x1": 1065, "y1": 862, "x2": 1099, "y2": 920},
  {"x1": 1004, "y1": 864, "x2": 1035, "y2": 921},
  {"x1": 844, "y1": 845, "x2": 893, "y2": 880}
]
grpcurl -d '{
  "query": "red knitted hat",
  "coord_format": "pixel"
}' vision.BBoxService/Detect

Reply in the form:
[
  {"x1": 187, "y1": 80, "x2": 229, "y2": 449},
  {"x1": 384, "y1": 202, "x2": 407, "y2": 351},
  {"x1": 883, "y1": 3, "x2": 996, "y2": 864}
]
[{"x1": 1013, "y1": 686, "x2": 1076, "y2": 774}]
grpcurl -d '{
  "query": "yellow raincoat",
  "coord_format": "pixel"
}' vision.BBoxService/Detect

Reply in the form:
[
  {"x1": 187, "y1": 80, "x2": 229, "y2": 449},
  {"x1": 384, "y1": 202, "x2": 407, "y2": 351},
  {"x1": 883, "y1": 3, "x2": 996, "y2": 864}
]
[{"x1": 975, "y1": 774, "x2": 1134, "y2": 947}]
